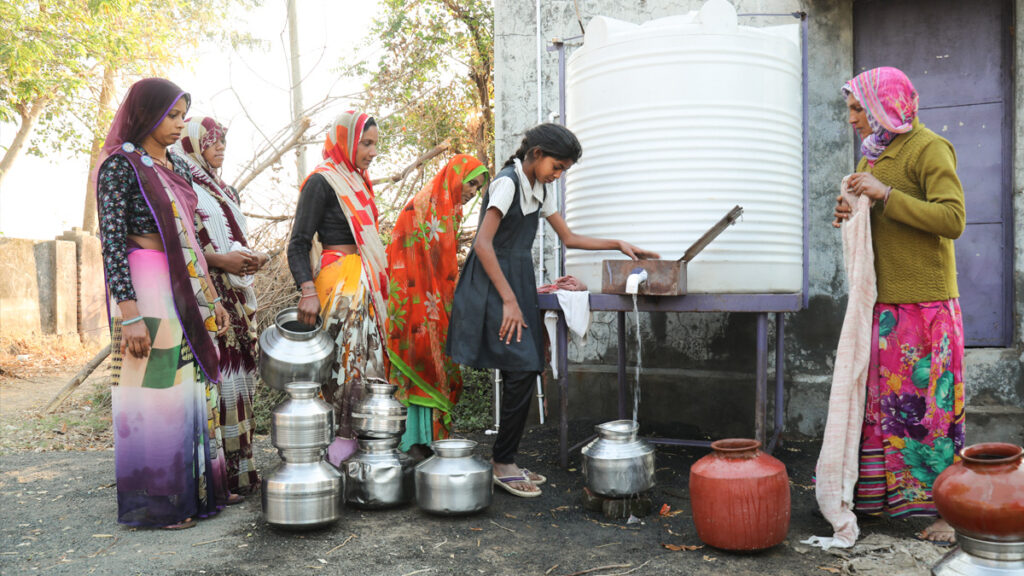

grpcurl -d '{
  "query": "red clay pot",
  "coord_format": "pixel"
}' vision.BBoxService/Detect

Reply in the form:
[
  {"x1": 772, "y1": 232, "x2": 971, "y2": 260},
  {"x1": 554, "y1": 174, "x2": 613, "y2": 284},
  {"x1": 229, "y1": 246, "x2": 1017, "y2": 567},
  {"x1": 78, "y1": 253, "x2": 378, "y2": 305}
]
[
  {"x1": 933, "y1": 442, "x2": 1024, "y2": 541},
  {"x1": 689, "y1": 438, "x2": 790, "y2": 550}
]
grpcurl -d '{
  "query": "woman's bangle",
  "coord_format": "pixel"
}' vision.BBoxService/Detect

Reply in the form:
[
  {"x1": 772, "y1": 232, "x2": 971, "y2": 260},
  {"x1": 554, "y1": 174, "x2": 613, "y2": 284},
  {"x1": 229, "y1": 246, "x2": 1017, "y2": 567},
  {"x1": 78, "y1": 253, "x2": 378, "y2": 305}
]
[
  {"x1": 883, "y1": 186, "x2": 892, "y2": 204},
  {"x1": 299, "y1": 293, "x2": 318, "y2": 300},
  {"x1": 121, "y1": 315, "x2": 144, "y2": 326},
  {"x1": 212, "y1": 296, "x2": 222, "y2": 304}
]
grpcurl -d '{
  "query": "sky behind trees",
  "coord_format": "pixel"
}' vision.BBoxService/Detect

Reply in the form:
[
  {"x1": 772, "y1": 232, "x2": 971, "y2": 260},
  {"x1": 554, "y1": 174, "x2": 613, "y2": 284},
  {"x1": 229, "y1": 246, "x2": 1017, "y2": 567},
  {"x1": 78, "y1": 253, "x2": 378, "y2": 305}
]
[{"x1": 0, "y1": 0, "x2": 379, "y2": 240}]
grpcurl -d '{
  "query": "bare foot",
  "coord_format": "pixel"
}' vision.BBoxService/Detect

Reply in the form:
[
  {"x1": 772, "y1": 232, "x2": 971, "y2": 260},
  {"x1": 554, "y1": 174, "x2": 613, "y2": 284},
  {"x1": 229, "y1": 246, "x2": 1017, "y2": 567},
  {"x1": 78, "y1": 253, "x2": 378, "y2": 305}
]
[
  {"x1": 162, "y1": 517, "x2": 196, "y2": 530},
  {"x1": 520, "y1": 468, "x2": 546, "y2": 485},
  {"x1": 492, "y1": 461, "x2": 539, "y2": 494},
  {"x1": 919, "y1": 518, "x2": 956, "y2": 544}
]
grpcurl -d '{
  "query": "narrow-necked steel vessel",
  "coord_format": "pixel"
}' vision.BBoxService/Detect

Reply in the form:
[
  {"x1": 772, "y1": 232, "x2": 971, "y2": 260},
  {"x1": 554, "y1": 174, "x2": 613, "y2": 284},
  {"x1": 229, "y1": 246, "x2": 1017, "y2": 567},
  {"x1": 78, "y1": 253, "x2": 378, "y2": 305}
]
[
  {"x1": 351, "y1": 378, "x2": 407, "y2": 438},
  {"x1": 259, "y1": 307, "x2": 334, "y2": 391},
  {"x1": 415, "y1": 439, "x2": 492, "y2": 515},
  {"x1": 581, "y1": 419, "x2": 655, "y2": 497},
  {"x1": 344, "y1": 436, "x2": 415, "y2": 509}
]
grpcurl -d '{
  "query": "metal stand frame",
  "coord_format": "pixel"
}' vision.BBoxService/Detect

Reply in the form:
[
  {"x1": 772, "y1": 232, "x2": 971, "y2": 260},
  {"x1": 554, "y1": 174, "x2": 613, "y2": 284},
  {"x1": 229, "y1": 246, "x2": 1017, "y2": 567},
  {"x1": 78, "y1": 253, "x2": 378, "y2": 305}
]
[
  {"x1": 539, "y1": 294, "x2": 799, "y2": 467},
  {"x1": 543, "y1": 13, "x2": 809, "y2": 468}
]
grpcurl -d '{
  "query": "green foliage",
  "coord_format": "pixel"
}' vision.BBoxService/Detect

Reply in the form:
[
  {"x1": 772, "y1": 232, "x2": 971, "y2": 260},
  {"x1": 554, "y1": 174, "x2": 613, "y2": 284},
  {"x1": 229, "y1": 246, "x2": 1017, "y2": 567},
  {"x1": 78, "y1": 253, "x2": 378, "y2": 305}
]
[
  {"x1": 0, "y1": 0, "x2": 257, "y2": 159},
  {"x1": 451, "y1": 366, "x2": 494, "y2": 433},
  {"x1": 350, "y1": 0, "x2": 495, "y2": 189},
  {"x1": 252, "y1": 380, "x2": 287, "y2": 435}
]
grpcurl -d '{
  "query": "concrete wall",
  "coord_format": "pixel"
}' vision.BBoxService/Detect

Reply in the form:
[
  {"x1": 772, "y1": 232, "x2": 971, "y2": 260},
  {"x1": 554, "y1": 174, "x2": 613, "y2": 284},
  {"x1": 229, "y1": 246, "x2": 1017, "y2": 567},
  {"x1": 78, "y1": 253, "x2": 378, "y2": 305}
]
[
  {"x1": 34, "y1": 240, "x2": 77, "y2": 334},
  {"x1": 495, "y1": 0, "x2": 1024, "y2": 444},
  {"x1": 0, "y1": 239, "x2": 43, "y2": 335},
  {"x1": 58, "y1": 229, "x2": 110, "y2": 344},
  {"x1": 0, "y1": 230, "x2": 107, "y2": 340}
]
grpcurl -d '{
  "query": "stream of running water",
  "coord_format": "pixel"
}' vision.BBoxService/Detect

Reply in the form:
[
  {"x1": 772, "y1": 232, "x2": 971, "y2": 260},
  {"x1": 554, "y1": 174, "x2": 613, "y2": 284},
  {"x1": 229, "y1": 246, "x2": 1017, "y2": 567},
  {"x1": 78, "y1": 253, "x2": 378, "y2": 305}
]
[{"x1": 632, "y1": 293, "x2": 641, "y2": 424}]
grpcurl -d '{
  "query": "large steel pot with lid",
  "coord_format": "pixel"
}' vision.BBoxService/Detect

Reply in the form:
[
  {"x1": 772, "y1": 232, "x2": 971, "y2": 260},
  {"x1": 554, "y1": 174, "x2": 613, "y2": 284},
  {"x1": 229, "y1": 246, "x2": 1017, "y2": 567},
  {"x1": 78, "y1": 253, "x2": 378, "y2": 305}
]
[
  {"x1": 581, "y1": 419, "x2": 655, "y2": 497},
  {"x1": 351, "y1": 378, "x2": 407, "y2": 438},
  {"x1": 343, "y1": 436, "x2": 415, "y2": 509},
  {"x1": 415, "y1": 439, "x2": 492, "y2": 516},
  {"x1": 259, "y1": 307, "x2": 334, "y2": 391}
]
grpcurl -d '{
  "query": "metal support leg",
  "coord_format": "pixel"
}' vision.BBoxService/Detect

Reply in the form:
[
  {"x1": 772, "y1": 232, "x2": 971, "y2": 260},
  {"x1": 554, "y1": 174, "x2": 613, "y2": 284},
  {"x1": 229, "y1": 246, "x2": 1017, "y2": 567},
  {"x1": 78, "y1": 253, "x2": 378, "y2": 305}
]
[
  {"x1": 535, "y1": 376, "x2": 546, "y2": 425},
  {"x1": 768, "y1": 312, "x2": 786, "y2": 453},
  {"x1": 617, "y1": 311, "x2": 627, "y2": 421},
  {"x1": 558, "y1": 312, "x2": 570, "y2": 468},
  {"x1": 755, "y1": 313, "x2": 768, "y2": 445},
  {"x1": 485, "y1": 370, "x2": 502, "y2": 435}
]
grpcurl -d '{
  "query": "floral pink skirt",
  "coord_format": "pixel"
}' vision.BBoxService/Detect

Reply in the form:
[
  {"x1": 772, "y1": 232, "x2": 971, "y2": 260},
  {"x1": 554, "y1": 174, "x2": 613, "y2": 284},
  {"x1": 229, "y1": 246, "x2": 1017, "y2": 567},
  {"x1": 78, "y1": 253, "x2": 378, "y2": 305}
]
[{"x1": 854, "y1": 299, "x2": 965, "y2": 517}]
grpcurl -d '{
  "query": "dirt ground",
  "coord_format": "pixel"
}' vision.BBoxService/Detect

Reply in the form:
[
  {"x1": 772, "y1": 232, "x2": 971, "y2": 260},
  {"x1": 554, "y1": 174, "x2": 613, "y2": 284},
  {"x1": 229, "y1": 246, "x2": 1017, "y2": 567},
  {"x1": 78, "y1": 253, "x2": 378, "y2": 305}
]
[{"x1": 0, "y1": 345, "x2": 951, "y2": 576}]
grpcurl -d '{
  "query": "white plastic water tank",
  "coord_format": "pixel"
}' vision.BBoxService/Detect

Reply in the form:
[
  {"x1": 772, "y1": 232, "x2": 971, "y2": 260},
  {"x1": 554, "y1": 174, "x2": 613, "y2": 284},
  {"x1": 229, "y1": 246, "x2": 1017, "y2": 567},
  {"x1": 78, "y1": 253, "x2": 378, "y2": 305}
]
[{"x1": 564, "y1": 0, "x2": 803, "y2": 294}]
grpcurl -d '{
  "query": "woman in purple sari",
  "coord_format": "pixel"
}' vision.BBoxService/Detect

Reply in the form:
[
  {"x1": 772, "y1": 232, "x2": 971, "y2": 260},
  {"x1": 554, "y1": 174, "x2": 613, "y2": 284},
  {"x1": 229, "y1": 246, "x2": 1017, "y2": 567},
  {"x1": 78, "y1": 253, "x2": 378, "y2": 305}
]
[{"x1": 96, "y1": 78, "x2": 233, "y2": 529}]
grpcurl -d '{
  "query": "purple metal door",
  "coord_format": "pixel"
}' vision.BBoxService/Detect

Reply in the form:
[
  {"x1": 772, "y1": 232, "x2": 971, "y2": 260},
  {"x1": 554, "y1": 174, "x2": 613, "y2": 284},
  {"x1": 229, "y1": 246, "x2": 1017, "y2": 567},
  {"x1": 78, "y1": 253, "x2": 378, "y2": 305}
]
[{"x1": 853, "y1": 0, "x2": 1014, "y2": 347}]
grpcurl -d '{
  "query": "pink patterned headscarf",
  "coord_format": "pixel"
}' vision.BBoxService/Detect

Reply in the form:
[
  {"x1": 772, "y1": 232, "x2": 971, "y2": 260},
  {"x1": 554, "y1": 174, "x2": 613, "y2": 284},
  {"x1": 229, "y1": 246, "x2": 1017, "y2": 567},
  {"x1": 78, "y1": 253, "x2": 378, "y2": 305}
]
[{"x1": 842, "y1": 67, "x2": 919, "y2": 165}]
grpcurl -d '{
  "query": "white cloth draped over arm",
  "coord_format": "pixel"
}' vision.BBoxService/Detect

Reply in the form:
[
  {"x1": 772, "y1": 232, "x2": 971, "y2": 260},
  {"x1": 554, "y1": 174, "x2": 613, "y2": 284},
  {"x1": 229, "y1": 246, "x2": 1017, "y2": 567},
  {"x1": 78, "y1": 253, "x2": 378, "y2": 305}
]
[{"x1": 803, "y1": 176, "x2": 876, "y2": 550}]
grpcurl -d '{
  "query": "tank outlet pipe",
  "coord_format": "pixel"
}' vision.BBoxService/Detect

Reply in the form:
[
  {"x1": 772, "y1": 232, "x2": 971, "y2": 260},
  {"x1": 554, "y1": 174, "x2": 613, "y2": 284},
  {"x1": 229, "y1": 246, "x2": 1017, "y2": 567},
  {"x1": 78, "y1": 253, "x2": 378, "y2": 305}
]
[{"x1": 625, "y1": 269, "x2": 649, "y2": 295}]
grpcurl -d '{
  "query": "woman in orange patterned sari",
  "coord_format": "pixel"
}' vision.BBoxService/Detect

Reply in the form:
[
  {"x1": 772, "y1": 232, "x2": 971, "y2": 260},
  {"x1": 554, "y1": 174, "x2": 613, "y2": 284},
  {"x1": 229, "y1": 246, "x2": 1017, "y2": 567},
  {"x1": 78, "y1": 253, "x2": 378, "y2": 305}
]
[
  {"x1": 386, "y1": 155, "x2": 488, "y2": 451},
  {"x1": 287, "y1": 111, "x2": 390, "y2": 464}
]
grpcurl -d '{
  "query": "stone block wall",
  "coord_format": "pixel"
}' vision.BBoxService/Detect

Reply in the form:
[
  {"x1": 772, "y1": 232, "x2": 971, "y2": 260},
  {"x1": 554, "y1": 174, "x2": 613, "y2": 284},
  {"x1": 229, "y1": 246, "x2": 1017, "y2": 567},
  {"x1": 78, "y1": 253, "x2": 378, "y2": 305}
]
[
  {"x1": 33, "y1": 240, "x2": 77, "y2": 335},
  {"x1": 58, "y1": 229, "x2": 109, "y2": 344},
  {"x1": 0, "y1": 230, "x2": 108, "y2": 341}
]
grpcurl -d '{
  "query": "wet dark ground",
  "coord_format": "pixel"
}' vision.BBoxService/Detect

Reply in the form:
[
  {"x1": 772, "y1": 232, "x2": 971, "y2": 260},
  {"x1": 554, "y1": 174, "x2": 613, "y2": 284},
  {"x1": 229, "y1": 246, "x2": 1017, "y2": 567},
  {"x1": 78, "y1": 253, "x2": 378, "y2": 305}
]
[{"x1": 0, "y1": 420, "x2": 945, "y2": 576}]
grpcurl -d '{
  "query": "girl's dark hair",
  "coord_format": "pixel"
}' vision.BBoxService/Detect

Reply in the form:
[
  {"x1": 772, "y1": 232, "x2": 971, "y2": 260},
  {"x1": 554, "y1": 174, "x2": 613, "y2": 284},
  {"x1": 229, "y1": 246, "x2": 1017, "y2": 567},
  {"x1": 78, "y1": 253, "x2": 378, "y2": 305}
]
[
  {"x1": 504, "y1": 123, "x2": 582, "y2": 168},
  {"x1": 364, "y1": 117, "x2": 377, "y2": 130},
  {"x1": 122, "y1": 79, "x2": 191, "y2": 145}
]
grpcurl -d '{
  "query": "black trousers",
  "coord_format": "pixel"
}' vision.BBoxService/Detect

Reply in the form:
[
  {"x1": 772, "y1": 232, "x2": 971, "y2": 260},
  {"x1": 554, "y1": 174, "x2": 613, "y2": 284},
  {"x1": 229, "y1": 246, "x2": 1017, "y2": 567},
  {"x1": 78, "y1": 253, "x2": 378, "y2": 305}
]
[{"x1": 492, "y1": 370, "x2": 540, "y2": 464}]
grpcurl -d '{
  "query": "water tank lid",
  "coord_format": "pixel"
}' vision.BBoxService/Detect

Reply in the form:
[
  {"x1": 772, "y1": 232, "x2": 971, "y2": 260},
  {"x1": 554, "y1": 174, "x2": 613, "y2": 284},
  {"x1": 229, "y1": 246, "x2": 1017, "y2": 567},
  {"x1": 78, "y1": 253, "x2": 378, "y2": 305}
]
[{"x1": 698, "y1": 0, "x2": 738, "y2": 34}]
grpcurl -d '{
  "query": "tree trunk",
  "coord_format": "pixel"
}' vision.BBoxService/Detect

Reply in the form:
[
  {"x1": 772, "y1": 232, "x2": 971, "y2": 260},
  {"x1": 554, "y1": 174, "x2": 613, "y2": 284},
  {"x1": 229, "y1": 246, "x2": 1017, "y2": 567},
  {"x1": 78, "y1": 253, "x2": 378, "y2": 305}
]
[
  {"x1": 82, "y1": 66, "x2": 117, "y2": 235},
  {"x1": 0, "y1": 98, "x2": 50, "y2": 189},
  {"x1": 286, "y1": 0, "x2": 308, "y2": 189}
]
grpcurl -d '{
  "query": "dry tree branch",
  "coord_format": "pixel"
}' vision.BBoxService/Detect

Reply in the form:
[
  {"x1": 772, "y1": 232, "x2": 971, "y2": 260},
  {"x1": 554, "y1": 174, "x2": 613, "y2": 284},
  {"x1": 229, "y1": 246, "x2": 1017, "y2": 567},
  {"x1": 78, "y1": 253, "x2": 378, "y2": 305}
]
[
  {"x1": 244, "y1": 212, "x2": 291, "y2": 221},
  {"x1": 371, "y1": 139, "x2": 451, "y2": 186},
  {"x1": 234, "y1": 116, "x2": 313, "y2": 193}
]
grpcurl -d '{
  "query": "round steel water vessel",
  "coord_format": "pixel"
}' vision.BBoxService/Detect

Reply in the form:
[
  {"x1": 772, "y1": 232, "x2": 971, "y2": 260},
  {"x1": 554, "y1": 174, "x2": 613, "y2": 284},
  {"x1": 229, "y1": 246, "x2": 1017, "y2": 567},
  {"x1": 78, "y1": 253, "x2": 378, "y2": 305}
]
[
  {"x1": 581, "y1": 420, "x2": 655, "y2": 497},
  {"x1": 351, "y1": 378, "x2": 407, "y2": 439},
  {"x1": 344, "y1": 436, "x2": 415, "y2": 509},
  {"x1": 415, "y1": 439, "x2": 492, "y2": 515},
  {"x1": 259, "y1": 307, "x2": 334, "y2": 391}
]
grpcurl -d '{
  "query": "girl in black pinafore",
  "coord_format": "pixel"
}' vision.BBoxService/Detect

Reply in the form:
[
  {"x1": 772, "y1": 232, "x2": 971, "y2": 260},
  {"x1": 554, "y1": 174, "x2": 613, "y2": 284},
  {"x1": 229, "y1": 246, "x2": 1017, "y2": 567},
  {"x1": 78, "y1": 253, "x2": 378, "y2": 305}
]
[{"x1": 446, "y1": 123, "x2": 659, "y2": 498}]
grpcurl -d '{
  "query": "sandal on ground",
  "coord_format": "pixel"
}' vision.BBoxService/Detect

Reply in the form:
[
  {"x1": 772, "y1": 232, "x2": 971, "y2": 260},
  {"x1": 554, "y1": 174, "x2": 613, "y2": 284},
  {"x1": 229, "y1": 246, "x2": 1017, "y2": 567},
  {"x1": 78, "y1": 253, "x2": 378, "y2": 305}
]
[
  {"x1": 493, "y1": 475, "x2": 541, "y2": 498},
  {"x1": 162, "y1": 518, "x2": 197, "y2": 530},
  {"x1": 225, "y1": 493, "x2": 245, "y2": 506},
  {"x1": 520, "y1": 468, "x2": 546, "y2": 486}
]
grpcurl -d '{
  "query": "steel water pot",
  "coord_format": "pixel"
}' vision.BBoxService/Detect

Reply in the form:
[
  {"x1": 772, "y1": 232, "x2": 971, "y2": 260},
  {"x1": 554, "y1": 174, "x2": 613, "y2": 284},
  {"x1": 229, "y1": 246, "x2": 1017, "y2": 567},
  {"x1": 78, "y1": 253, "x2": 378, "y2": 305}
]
[
  {"x1": 271, "y1": 382, "x2": 335, "y2": 451},
  {"x1": 344, "y1": 437, "x2": 415, "y2": 509},
  {"x1": 259, "y1": 307, "x2": 335, "y2": 391},
  {"x1": 261, "y1": 453, "x2": 344, "y2": 529},
  {"x1": 415, "y1": 439, "x2": 492, "y2": 515},
  {"x1": 351, "y1": 378, "x2": 407, "y2": 439},
  {"x1": 581, "y1": 420, "x2": 655, "y2": 497}
]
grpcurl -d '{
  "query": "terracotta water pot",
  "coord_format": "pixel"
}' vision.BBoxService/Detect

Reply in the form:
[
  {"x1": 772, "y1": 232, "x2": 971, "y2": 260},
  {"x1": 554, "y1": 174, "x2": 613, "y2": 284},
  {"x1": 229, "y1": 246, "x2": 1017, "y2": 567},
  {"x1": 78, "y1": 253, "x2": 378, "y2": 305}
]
[
  {"x1": 689, "y1": 438, "x2": 790, "y2": 550},
  {"x1": 933, "y1": 442, "x2": 1024, "y2": 542}
]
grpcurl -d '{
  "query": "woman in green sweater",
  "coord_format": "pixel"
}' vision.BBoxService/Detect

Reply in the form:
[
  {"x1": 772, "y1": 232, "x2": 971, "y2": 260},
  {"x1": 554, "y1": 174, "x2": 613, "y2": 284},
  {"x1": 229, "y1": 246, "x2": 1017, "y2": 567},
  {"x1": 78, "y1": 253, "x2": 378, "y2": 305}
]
[{"x1": 833, "y1": 67, "x2": 965, "y2": 544}]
